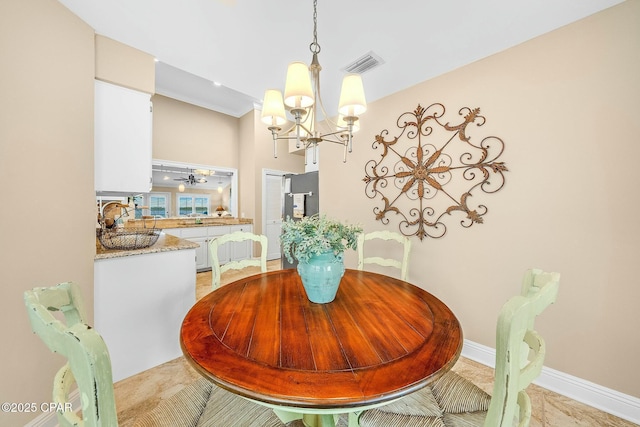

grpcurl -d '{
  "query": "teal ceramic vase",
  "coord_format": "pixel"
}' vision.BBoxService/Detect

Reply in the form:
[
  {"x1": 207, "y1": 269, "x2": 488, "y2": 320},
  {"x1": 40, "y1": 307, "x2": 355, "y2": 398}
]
[{"x1": 297, "y1": 251, "x2": 345, "y2": 304}]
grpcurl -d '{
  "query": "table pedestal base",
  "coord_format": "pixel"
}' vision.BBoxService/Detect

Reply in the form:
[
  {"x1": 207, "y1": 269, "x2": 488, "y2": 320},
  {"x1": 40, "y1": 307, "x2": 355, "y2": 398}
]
[
  {"x1": 302, "y1": 413, "x2": 336, "y2": 427},
  {"x1": 273, "y1": 407, "x2": 361, "y2": 427}
]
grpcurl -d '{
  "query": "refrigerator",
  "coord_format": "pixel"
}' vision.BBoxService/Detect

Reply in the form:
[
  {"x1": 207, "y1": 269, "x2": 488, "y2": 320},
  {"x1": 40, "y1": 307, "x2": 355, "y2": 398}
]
[{"x1": 282, "y1": 171, "x2": 319, "y2": 269}]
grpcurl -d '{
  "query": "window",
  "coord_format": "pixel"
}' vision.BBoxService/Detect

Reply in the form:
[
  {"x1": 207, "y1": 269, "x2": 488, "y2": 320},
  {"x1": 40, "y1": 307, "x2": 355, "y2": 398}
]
[
  {"x1": 148, "y1": 194, "x2": 169, "y2": 217},
  {"x1": 133, "y1": 193, "x2": 169, "y2": 218},
  {"x1": 177, "y1": 194, "x2": 210, "y2": 216}
]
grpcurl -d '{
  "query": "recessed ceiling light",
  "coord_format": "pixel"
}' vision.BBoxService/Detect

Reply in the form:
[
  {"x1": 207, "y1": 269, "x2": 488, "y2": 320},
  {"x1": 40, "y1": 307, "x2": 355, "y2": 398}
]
[{"x1": 213, "y1": 81, "x2": 222, "y2": 87}]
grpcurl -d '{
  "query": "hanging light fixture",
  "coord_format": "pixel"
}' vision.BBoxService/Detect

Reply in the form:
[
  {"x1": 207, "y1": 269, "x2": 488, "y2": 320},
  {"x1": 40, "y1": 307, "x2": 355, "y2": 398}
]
[{"x1": 261, "y1": 0, "x2": 366, "y2": 164}]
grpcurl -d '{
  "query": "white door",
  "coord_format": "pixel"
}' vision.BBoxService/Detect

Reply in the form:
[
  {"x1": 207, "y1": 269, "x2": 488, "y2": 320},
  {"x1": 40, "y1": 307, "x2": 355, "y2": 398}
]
[{"x1": 263, "y1": 170, "x2": 287, "y2": 261}]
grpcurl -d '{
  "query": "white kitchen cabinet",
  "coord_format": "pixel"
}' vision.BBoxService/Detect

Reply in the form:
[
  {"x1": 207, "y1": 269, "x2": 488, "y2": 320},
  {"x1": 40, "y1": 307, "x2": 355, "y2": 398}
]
[
  {"x1": 209, "y1": 226, "x2": 232, "y2": 265},
  {"x1": 166, "y1": 224, "x2": 253, "y2": 271},
  {"x1": 95, "y1": 80, "x2": 152, "y2": 194},
  {"x1": 192, "y1": 236, "x2": 209, "y2": 270},
  {"x1": 163, "y1": 229, "x2": 178, "y2": 238},
  {"x1": 229, "y1": 224, "x2": 253, "y2": 261},
  {"x1": 167, "y1": 226, "x2": 230, "y2": 271}
]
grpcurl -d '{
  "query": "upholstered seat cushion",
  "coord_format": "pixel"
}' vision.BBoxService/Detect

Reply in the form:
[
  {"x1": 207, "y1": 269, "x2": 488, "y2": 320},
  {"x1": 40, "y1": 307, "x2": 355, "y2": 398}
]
[{"x1": 359, "y1": 371, "x2": 491, "y2": 427}]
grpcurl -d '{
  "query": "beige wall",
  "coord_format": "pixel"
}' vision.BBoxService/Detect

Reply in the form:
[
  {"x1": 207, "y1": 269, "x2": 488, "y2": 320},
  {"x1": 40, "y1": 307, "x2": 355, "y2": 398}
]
[
  {"x1": 238, "y1": 111, "x2": 258, "y2": 221},
  {"x1": 0, "y1": 0, "x2": 96, "y2": 425},
  {"x1": 95, "y1": 35, "x2": 156, "y2": 94},
  {"x1": 152, "y1": 95, "x2": 240, "y2": 168},
  {"x1": 320, "y1": 1, "x2": 640, "y2": 397}
]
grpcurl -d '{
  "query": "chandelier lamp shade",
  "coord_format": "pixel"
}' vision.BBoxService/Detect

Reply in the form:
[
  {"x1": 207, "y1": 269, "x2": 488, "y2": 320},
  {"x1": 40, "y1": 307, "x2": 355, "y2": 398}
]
[{"x1": 261, "y1": 0, "x2": 367, "y2": 164}]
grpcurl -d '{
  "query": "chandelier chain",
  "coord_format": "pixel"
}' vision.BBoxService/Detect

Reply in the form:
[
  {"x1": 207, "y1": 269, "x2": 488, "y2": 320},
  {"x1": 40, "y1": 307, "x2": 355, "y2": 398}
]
[{"x1": 310, "y1": 0, "x2": 321, "y2": 54}]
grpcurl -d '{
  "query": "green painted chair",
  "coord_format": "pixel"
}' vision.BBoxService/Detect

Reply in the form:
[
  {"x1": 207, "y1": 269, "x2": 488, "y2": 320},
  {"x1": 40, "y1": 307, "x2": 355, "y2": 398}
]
[
  {"x1": 24, "y1": 282, "x2": 285, "y2": 427},
  {"x1": 209, "y1": 231, "x2": 268, "y2": 289},
  {"x1": 358, "y1": 268, "x2": 560, "y2": 427},
  {"x1": 24, "y1": 282, "x2": 117, "y2": 427},
  {"x1": 357, "y1": 230, "x2": 411, "y2": 281}
]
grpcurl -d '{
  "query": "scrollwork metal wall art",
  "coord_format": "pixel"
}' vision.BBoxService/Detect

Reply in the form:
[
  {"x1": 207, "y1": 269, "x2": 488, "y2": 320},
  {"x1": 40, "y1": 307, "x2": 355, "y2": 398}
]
[{"x1": 363, "y1": 103, "x2": 508, "y2": 240}]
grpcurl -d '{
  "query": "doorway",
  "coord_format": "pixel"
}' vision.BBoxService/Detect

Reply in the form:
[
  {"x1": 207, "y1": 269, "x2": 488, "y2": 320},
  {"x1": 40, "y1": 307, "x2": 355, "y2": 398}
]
[{"x1": 262, "y1": 169, "x2": 292, "y2": 261}]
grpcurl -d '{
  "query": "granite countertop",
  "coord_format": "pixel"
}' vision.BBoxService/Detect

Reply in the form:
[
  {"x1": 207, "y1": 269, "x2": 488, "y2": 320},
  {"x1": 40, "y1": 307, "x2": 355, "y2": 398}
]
[
  {"x1": 95, "y1": 232, "x2": 199, "y2": 260},
  {"x1": 124, "y1": 217, "x2": 253, "y2": 229}
]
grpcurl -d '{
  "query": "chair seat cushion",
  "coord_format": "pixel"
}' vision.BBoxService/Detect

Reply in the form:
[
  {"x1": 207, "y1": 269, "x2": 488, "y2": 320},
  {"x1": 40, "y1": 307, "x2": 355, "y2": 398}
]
[
  {"x1": 430, "y1": 371, "x2": 491, "y2": 414},
  {"x1": 131, "y1": 378, "x2": 213, "y2": 427},
  {"x1": 195, "y1": 383, "x2": 285, "y2": 427},
  {"x1": 373, "y1": 386, "x2": 444, "y2": 417},
  {"x1": 359, "y1": 371, "x2": 491, "y2": 427}
]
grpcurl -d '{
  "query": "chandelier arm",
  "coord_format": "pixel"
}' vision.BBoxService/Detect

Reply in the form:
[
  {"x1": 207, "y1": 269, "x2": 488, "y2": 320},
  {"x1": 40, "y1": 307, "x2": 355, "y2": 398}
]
[
  {"x1": 274, "y1": 134, "x2": 311, "y2": 141},
  {"x1": 268, "y1": 127, "x2": 280, "y2": 158},
  {"x1": 272, "y1": 120, "x2": 312, "y2": 138},
  {"x1": 317, "y1": 136, "x2": 350, "y2": 145},
  {"x1": 274, "y1": 121, "x2": 298, "y2": 136},
  {"x1": 317, "y1": 130, "x2": 351, "y2": 139}
]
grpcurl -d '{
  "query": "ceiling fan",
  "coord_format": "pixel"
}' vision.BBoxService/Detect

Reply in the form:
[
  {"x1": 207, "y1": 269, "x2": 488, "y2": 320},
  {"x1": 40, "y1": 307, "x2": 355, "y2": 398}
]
[{"x1": 174, "y1": 173, "x2": 207, "y2": 186}]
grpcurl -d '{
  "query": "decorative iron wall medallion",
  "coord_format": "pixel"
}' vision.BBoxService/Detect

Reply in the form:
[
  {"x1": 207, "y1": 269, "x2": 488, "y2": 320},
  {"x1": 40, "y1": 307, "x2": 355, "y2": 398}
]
[{"x1": 363, "y1": 103, "x2": 508, "y2": 240}]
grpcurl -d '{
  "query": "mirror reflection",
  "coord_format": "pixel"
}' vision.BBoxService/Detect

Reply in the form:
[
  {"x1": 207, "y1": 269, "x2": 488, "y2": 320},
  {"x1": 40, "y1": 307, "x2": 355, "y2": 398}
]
[{"x1": 138, "y1": 160, "x2": 237, "y2": 218}]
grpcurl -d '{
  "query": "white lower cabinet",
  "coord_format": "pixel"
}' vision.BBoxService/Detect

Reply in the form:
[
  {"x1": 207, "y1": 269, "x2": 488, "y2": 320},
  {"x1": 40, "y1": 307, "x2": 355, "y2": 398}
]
[
  {"x1": 229, "y1": 224, "x2": 253, "y2": 261},
  {"x1": 191, "y1": 236, "x2": 209, "y2": 270},
  {"x1": 164, "y1": 229, "x2": 178, "y2": 238},
  {"x1": 166, "y1": 224, "x2": 253, "y2": 271},
  {"x1": 209, "y1": 226, "x2": 231, "y2": 265}
]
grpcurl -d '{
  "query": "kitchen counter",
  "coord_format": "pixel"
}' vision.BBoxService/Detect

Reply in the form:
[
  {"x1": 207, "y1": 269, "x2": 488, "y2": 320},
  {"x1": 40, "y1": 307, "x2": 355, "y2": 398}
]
[
  {"x1": 124, "y1": 217, "x2": 253, "y2": 229},
  {"x1": 95, "y1": 232, "x2": 198, "y2": 260}
]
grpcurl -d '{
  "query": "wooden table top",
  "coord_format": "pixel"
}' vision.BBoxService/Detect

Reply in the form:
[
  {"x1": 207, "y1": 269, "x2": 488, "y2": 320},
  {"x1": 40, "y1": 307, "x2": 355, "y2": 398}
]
[{"x1": 180, "y1": 269, "x2": 462, "y2": 409}]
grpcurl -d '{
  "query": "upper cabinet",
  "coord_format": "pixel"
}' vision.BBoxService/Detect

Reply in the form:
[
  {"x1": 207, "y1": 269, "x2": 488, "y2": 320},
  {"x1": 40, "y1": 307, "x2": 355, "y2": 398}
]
[{"x1": 95, "y1": 80, "x2": 152, "y2": 194}]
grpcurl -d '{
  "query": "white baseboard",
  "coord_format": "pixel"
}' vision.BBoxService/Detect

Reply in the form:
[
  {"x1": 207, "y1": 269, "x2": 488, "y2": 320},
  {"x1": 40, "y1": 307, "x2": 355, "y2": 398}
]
[
  {"x1": 24, "y1": 390, "x2": 80, "y2": 427},
  {"x1": 461, "y1": 339, "x2": 640, "y2": 425}
]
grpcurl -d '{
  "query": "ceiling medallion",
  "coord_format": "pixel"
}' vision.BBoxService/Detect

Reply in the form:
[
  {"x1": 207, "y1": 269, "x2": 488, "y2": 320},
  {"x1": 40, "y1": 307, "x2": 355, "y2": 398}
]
[{"x1": 363, "y1": 103, "x2": 508, "y2": 240}]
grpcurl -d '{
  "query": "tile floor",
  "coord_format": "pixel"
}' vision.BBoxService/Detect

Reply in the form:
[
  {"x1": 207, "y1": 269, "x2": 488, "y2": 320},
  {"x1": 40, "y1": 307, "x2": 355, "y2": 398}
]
[{"x1": 114, "y1": 262, "x2": 637, "y2": 427}]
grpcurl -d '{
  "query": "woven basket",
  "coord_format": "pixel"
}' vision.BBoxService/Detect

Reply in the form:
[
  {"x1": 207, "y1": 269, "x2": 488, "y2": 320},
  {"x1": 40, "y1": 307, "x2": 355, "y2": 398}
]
[{"x1": 97, "y1": 228, "x2": 162, "y2": 250}]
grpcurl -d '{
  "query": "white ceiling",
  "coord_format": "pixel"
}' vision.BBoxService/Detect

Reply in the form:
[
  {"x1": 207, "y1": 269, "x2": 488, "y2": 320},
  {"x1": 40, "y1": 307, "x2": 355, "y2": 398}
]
[{"x1": 58, "y1": 0, "x2": 623, "y2": 118}]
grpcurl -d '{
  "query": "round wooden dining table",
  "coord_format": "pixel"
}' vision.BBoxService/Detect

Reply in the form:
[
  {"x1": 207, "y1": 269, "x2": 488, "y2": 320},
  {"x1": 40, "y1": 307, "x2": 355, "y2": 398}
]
[{"x1": 180, "y1": 268, "x2": 462, "y2": 426}]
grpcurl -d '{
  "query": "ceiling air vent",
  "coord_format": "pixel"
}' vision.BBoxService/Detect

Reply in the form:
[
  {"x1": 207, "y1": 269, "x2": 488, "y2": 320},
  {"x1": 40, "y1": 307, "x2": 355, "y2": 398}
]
[{"x1": 342, "y1": 51, "x2": 384, "y2": 74}]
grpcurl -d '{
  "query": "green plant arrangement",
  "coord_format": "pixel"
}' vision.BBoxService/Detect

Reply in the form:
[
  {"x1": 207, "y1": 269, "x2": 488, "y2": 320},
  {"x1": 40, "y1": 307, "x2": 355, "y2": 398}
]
[{"x1": 281, "y1": 214, "x2": 363, "y2": 264}]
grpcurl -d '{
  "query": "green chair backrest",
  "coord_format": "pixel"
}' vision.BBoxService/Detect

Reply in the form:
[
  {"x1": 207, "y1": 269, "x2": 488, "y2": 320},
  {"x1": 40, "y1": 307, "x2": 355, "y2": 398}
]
[
  {"x1": 209, "y1": 231, "x2": 268, "y2": 289},
  {"x1": 24, "y1": 282, "x2": 118, "y2": 427},
  {"x1": 357, "y1": 230, "x2": 411, "y2": 281},
  {"x1": 485, "y1": 269, "x2": 560, "y2": 427}
]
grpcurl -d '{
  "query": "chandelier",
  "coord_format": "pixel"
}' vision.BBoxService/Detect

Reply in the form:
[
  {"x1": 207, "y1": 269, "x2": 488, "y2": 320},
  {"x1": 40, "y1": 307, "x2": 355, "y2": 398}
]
[{"x1": 261, "y1": 0, "x2": 367, "y2": 164}]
